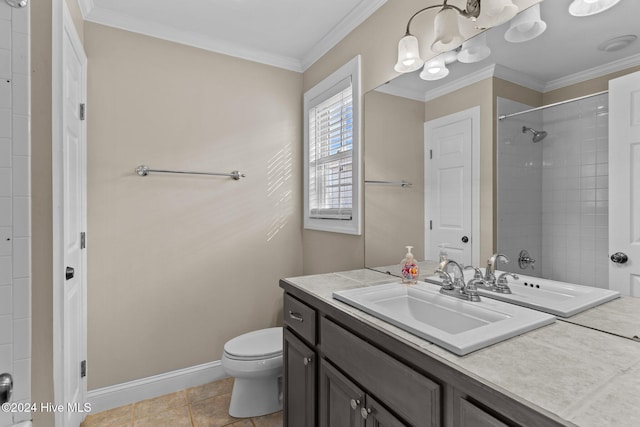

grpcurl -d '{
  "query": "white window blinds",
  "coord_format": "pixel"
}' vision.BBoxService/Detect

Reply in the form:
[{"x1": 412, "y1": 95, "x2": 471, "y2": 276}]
[
  {"x1": 308, "y1": 79, "x2": 354, "y2": 220},
  {"x1": 303, "y1": 55, "x2": 361, "y2": 235}
]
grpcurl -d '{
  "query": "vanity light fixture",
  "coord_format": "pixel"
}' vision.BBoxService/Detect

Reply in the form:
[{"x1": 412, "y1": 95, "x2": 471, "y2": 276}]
[
  {"x1": 395, "y1": 0, "x2": 519, "y2": 74},
  {"x1": 457, "y1": 32, "x2": 491, "y2": 63},
  {"x1": 419, "y1": 51, "x2": 458, "y2": 81},
  {"x1": 504, "y1": 3, "x2": 546, "y2": 43},
  {"x1": 568, "y1": 0, "x2": 621, "y2": 17}
]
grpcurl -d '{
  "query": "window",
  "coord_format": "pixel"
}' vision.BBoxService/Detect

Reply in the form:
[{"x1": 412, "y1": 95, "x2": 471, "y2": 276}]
[{"x1": 304, "y1": 56, "x2": 361, "y2": 234}]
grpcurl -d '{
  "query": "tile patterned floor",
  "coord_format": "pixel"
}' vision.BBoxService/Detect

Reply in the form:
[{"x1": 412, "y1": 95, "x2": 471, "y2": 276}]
[{"x1": 80, "y1": 377, "x2": 283, "y2": 427}]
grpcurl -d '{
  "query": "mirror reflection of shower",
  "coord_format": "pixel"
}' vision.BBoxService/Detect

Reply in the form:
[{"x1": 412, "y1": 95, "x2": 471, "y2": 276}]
[
  {"x1": 497, "y1": 92, "x2": 609, "y2": 289},
  {"x1": 522, "y1": 126, "x2": 548, "y2": 142},
  {"x1": 4, "y1": 0, "x2": 28, "y2": 8}
]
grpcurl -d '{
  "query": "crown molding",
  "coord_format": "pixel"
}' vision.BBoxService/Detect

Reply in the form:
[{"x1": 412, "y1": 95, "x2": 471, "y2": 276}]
[
  {"x1": 375, "y1": 81, "x2": 426, "y2": 102},
  {"x1": 492, "y1": 64, "x2": 546, "y2": 92},
  {"x1": 78, "y1": 0, "x2": 386, "y2": 73},
  {"x1": 423, "y1": 64, "x2": 498, "y2": 102},
  {"x1": 544, "y1": 52, "x2": 640, "y2": 92},
  {"x1": 302, "y1": 0, "x2": 387, "y2": 71},
  {"x1": 77, "y1": 0, "x2": 93, "y2": 19},
  {"x1": 84, "y1": 6, "x2": 305, "y2": 72}
]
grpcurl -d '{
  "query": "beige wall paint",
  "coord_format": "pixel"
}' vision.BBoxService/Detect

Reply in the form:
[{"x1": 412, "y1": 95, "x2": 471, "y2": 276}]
[
  {"x1": 84, "y1": 23, "x2": 303, "y2": 389},
  {"x1": 364, "y1": 91, "x2": 425, "y2": 266},
  {"x1": 31, "y1": 0, "x2": 55, "y2": 425}
]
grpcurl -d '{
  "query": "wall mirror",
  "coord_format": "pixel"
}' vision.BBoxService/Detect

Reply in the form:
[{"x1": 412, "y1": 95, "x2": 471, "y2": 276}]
[{"x1": 364, "y1": 0, "x2": 640, "y2": 290}]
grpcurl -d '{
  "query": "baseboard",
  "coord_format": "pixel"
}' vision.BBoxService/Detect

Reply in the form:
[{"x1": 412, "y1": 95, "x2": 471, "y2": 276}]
[{"x1": 87, "y1": 360, "x2": 227, "y2": 413}]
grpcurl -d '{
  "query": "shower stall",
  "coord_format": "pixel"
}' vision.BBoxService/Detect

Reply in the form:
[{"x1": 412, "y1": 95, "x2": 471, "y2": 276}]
[
  {"x1": 497, "y1": 92, "x2": 610, "y2": 288},
  {"x1": 0, "y1": 1, "x2": 32, "y2": 427}
]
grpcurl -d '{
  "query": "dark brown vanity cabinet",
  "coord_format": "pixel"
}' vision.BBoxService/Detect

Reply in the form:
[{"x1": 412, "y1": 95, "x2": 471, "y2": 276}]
[
  {"x1": 284, "y1": 328, "x2": 316, "y2": 427},
  {"x1": 456, "y1": 398, "x2": 509, "y2": 427},
  {"x1": 283, "y1": 294, "x2": 317, "y2": 427},
  {"x1": 281, "y1": 284, "x2": 568, "y2": 427},
  {"x1": 320, "y1": 359, "x2": 406, "y2": 427}
]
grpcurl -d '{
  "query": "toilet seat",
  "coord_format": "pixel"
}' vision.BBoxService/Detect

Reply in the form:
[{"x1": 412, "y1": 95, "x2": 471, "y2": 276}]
[{"x1": 223, "y1": 327, "x2": 282, "y2": 361}]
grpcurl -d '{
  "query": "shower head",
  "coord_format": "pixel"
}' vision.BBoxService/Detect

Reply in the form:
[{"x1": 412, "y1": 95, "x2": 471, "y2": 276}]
[
  {"x1": 522, "y1": 126, "x2": 548, "y2": 142},
  {"x1": 5, "y1": 0, "x2": 27, "y2": 7}
]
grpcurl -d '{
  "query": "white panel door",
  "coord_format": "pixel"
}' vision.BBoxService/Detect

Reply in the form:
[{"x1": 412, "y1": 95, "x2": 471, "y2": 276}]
[
  {"x1": 609, "y1": 71, "x2": 640, "y2": 296},
  {"x1": 425, "y1": 108, "x2": 479, "y2": 266},
  {"x1": 61, "y1": 11, "x2": 87, "y2": 426}
]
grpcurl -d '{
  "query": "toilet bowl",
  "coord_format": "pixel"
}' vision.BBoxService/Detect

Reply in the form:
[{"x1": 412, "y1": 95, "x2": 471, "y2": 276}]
[{"x1": 221, "y1": 327, "x2": 283, "y2": 418}]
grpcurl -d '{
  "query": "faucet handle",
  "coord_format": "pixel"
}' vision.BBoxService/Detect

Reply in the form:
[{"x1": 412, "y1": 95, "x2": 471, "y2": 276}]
[
  {"x1": 497, "y1": 272, "x2": 518, "y2": 284},
  {"x1": 496, "y1": 272, "x2": 518, "y2": 294},
  {"x1": 464, "y1": 265, "x2": 483, "y2": 280},
  {"x1": 463, "y1": 279, "x2": 482, "y2": 302},
  {"x1": 435, "y1": 269, "x2": 455, "y2": 290}
]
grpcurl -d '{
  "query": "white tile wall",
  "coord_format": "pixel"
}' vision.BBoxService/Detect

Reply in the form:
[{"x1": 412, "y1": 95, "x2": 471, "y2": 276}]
[
  {"x1": 541, "y1": 94, "x2": 609, "y2": 288},
  {"x1": 497, "y1": 94, "x2": 609, "y2": 288},
  {"x1": 497, "y1": 98, "x2": 543, "y2": 277},
  {"x1": 0, "y1": 1, "x2": 31, "y2": 425}
]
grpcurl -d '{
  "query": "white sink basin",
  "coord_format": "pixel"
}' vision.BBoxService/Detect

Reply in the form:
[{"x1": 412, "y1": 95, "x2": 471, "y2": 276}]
[
  {"x1": 333, "y1": 282, "x2": 555, "y2": 356},
  {"x1": 425, "y1": 269, "x2": 620, "y2": 318}
]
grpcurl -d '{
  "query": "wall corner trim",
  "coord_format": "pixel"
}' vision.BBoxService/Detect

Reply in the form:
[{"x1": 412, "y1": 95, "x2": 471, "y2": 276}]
[{"x1": 87, "y1": 361, "x2": 227, "y2": 413}]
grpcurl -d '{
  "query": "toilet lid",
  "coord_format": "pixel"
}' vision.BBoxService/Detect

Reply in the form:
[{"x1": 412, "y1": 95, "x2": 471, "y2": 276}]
[{"x1": 224, "y1": 327, "x2": 283, "y2": 359}]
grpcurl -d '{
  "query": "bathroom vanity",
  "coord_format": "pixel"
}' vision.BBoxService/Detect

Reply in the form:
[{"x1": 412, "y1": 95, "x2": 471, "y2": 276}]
[{"x1": 280, "y1": 268, "x2": 640, "y2": 427}]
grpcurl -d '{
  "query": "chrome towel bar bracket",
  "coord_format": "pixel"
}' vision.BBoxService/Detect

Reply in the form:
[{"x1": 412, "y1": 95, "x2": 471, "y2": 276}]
[{"x1": 135, "y1": 165, "x2": 245, "y2": 180}]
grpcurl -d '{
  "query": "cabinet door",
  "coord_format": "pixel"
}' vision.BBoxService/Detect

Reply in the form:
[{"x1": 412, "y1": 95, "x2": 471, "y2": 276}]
[
  {"x1": 363, "y1": 395, "x2": 408, "y2": 427},
  {"x1": 458, "y1": 398, "x2": 509, "y2": 427},
  {"x1": 284, "y1": 328, "x2": 316, "y2": 427},
  {"x1": 319, "y1": 359, "x2": 366, "y2": 427}
]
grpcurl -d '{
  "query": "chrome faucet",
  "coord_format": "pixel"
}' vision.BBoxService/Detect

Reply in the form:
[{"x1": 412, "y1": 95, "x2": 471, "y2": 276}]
[
  {"x1": 495, "y1": 272, "x2": 518, "y2": 294},
  {"x1": 485, "y1": 253, "x2": 509, "y2": 284},
  {"x1": 435, "y1": 260, "x2": 481, "y2": 302}
]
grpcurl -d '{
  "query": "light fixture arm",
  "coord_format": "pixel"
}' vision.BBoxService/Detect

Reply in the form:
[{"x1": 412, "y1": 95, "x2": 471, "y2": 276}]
[{"x1": 403, "y1": 0, "x2": 481, "y2": 36}]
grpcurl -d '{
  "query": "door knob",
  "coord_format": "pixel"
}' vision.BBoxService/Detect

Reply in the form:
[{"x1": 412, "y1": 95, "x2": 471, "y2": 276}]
[
  {"x1": 461, "y1": 236, "x2": 469, "y2": 243},
  {"x1": 303, "y1": 356, "x2": 312, "y2": 366},
  {"x1": 610, "y1": 252, "x2": 628, "y2": 264},
  {"x1": 0, "y1": 373, "x2": 13, "y2": 404},
  {"x1": 65, "y1": 266, "x2": 75, "y2": 280}
]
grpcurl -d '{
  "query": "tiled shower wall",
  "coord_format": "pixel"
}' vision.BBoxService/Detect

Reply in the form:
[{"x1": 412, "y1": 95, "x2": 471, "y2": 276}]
[
  {"x1": 497, "y1": 98, "x2": 543, "y2": 278},
  {"x1": 541, "y1": 93, "x2": 609, "y2": 288},
  {"x1": 0, "y1": 1, "x2": 31, "y2": 426},
  {"x1": 497, "y1": 94, "x2": 609, "y2": 288}
]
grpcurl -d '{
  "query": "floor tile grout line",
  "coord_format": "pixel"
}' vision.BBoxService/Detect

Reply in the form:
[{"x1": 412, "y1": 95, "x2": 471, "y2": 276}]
[{"x1": 187, "y1": 400, "x2": 195, "y2": 427}]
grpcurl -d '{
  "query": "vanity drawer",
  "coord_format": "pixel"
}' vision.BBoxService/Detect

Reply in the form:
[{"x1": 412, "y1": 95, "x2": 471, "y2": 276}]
[
  {"x1": 284, "y1": 293, "x2": 317, "y2": 344},
  {"x1": 321, "y1": 317, "x2": 441, "y2": 427}
]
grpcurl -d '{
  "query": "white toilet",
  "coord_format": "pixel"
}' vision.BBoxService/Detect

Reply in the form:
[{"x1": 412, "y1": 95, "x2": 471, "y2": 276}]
[{"x1": 221, "y1": 327, "x2": 283, "y2": 418}]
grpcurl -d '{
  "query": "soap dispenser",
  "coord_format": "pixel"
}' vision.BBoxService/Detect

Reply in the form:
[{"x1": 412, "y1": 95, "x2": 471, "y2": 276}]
[{"x1": 400, "y1": 246, "x2": 419, "y2": 284}]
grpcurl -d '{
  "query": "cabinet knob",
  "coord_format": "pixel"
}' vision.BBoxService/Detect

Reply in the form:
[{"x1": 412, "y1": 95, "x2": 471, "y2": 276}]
[
  {"x1": 350, "y1": 399, "x2": 360, "y2": 410},
  {"x1": 303, "y1": 356, "x2": 312, "y2": 366},
  {"x1": 360, "y1": 407, "x2": 371, "y2": 420}
]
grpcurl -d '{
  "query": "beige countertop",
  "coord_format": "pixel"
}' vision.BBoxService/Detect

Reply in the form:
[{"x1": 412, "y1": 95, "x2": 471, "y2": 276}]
[{"x1": 283, "y1": 268, "x2": 640, "y2": 427}]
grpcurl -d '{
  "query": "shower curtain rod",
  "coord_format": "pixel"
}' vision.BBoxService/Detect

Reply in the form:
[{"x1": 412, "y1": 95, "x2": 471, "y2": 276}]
[{"x1": 498, "y1": 90, "x2": 608, "y2": 121}]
